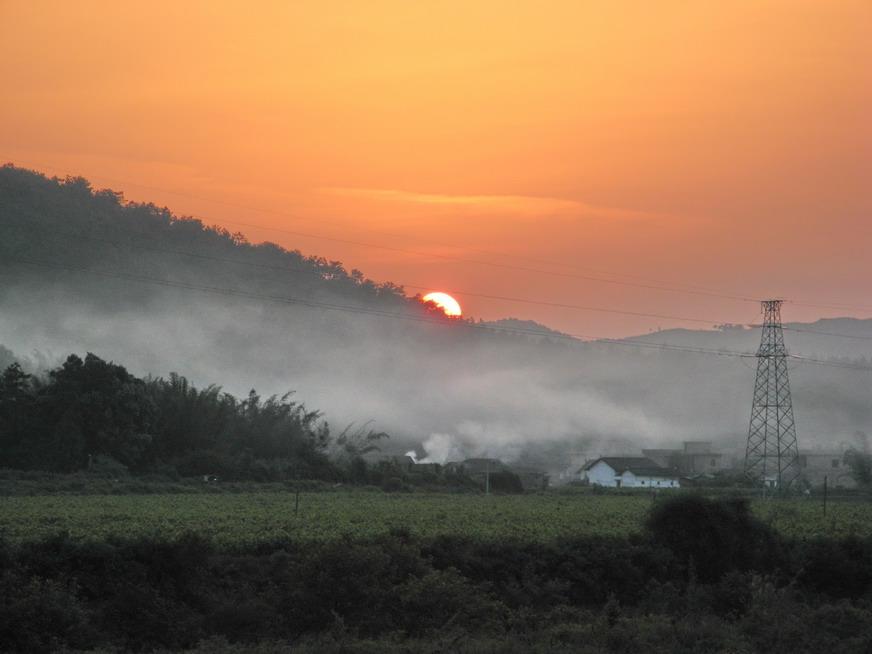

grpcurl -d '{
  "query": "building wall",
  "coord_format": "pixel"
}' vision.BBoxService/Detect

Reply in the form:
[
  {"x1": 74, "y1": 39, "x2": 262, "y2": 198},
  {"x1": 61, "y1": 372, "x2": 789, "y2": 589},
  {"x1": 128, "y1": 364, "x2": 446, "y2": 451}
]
[
  {"x1": 620, "y1": 471, "x2": 680, "y2": 489},
  {"x1": 799, "y1": 452, "x2": 857, "y2": 488},
  {"x1": 643, "y1": 443, "x2": 724, "y2": 475},
  {"x1": 586, "y1": 462, "x2": 680, "y2": 488},
  {"x1": 642, "y1": 450, "x2": 674, "y2": 468},
  {"x1": 683, "y1": 453, "x2": 723, "y2": 474},
  {"x1": 586, "y1": 461, "x2": 620, "y2": 487}
]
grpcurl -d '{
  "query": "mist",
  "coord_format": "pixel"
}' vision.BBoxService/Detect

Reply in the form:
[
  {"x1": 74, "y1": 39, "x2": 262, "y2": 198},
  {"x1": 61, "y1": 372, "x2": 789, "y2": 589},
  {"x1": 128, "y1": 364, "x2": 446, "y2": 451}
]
[
  {"x1": 2, "y1": 276, "x2": 869, "y2": 470},
  {"x1": 1, "y1": 166, "x2": 869, "y2": 470}
]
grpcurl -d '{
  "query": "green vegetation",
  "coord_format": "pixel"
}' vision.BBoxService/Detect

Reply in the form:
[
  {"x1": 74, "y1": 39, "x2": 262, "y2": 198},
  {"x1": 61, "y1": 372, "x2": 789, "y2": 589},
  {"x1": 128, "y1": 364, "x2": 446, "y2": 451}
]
[
  {"x1": 0, "y1": 351, "x2": 491, "y2": 495},
  {"x1": 843, "y1": 432, "x2": 872, "y2": 492},
  {"x1": 0, "y1": 352, "x2": 379, "y2": 479},
  {"x1": 0, "y1": 492, "x2": 639, "y2": 545},
  {"x1": 1, "y1": 494, "x2": 871, "y2": 653},
  {"x1": 2, "y1": 490, "x2": 871, "y2": 547}
]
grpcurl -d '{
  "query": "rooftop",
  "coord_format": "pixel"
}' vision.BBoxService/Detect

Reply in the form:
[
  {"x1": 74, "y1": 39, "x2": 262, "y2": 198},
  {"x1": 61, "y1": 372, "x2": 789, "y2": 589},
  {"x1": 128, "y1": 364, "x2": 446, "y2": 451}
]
[{"x1": 584, "y1": 456, "x2": 680, "y2": 478}]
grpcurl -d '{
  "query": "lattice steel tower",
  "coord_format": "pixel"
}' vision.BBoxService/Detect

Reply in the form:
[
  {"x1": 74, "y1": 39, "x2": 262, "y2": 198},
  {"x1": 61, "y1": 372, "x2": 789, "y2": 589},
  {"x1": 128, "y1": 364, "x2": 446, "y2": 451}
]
[{"x1": 744, "y1": 300, "x2": 800, "y2": 489}]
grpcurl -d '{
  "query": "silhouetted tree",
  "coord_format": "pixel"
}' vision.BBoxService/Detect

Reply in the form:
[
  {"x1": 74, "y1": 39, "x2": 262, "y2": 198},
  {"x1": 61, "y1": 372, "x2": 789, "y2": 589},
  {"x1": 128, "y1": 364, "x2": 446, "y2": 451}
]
[
  {"x1": 489, "y1": 470, "x2": 524, "y2": 494},
  {"x1": 844, "y1": 432, "x2": 872, "y2": 493},
  {"x1": 147, "y1": 373, "x2": 232, "y2": 458},
  {"x1": 0, "y1": 346, "x2": 393, "y2": 482},
  {"x1": 0, "y1": 362, "x2": 34, "y2": 467},
  {"x1": 35, "y1": 354, "x2": 155, "y2": 470},
  {"x1": 645, "y1": 494, "x2": 778, "y2": 582}
]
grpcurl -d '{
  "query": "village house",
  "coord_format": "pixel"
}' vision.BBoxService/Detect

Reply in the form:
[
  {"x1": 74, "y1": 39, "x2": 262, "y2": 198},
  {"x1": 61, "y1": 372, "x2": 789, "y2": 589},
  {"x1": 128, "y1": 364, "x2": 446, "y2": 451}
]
[
  {"x1": 798, "y1": 449, "x2": 857, "y2": 488},
  {"x1": 642, "y1": 441, "x2": 724, "y2": 476},
  {"x1": 582, "y1": 456, "x2": 681, "y2": 489}
]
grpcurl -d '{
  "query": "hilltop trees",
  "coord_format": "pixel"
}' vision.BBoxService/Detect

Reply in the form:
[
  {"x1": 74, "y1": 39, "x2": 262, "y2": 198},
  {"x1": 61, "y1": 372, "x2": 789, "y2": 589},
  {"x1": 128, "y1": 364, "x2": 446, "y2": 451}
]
[{"x1": 0, "y1": 164, "x2": 417, "y2": 315}]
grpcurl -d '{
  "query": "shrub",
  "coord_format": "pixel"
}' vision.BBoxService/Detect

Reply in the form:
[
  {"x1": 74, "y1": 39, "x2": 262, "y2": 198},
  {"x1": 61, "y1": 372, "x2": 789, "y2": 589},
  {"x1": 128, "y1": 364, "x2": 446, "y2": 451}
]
[
  {"x1": 644, "y1": 494, "x2": 778, "y2": 582},
  {"x1": 488, "y1": 470, "x2": 524, "y2": 494}
]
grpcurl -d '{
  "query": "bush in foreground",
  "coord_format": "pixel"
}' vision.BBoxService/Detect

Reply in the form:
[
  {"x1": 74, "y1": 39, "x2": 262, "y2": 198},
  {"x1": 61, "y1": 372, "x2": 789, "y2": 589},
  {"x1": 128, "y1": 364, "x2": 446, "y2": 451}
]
[{"x1": 644, "y1": 493, "x2": 780, "y2": 582}]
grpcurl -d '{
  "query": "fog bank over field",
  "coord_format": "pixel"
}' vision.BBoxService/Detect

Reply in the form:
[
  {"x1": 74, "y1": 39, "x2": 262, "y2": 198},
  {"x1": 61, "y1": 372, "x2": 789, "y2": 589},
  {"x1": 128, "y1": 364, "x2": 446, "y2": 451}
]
[{"x1": 2, "y1": 166, "x2": 870, "y2": 465}]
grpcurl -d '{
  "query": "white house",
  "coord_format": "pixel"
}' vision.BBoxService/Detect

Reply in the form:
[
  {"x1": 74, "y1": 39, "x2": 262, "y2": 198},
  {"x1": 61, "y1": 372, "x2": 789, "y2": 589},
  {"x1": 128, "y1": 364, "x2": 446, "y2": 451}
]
[{"x1": 583, "y1": 457, "x2": 681, "y2": 489}]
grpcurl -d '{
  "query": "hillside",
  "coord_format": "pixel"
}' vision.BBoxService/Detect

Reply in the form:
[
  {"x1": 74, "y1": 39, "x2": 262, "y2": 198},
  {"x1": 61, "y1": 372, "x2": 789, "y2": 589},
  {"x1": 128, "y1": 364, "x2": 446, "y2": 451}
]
[
  {"x1": 483, "y1": 318, "x2": 574, "y2": 341},
  {"x1": 0, "y1": 164, "x2": 419, "y2": 315},
  {"x1": 1, "y1": 165, "x2": 870, "y2": 463}
]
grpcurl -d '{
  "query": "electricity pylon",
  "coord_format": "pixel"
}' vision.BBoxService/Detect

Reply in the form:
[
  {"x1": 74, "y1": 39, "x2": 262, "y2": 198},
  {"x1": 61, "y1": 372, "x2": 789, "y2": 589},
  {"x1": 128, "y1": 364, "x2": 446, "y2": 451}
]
[{"x1": 744, "y1": 299, "x2": 800, "y2": 489}]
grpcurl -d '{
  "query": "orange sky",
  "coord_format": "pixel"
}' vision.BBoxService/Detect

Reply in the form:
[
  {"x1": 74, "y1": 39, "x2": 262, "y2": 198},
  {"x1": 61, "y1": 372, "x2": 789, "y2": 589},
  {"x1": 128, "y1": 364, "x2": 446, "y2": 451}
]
[{"x1": 2, "y1": 1, "x2": 870, "y2": 337}]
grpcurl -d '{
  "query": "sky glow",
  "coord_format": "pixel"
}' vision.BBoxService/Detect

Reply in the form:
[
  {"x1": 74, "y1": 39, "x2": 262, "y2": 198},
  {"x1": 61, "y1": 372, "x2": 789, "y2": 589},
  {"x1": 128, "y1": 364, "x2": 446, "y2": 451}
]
[{"x1": 1, "y1": 1, "x2": 869, "y2": 337}]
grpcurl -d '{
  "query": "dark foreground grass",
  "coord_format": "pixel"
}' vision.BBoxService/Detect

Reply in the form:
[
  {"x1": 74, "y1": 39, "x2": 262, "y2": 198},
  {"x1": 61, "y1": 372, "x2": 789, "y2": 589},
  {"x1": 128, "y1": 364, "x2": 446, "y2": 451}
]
[{"x1": 2, "y1": 496, "x2": 872, "y2": 653}]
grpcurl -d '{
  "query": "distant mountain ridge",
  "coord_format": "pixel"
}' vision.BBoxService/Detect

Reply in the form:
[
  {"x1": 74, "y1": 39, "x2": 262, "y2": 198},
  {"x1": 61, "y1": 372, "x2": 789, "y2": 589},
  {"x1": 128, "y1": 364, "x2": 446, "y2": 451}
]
[
  {"x1": 482, "y1": 318, "x2": 573, "y2": 340},
  {"x1": 618, "y1": 317, "x2": 872, "y2": 362}
]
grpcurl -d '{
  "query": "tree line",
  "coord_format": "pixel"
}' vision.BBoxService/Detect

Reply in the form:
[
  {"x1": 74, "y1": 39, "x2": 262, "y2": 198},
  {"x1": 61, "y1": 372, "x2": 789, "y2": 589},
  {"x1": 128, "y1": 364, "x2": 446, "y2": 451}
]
[
  {"x1": 0, "y1": 351, "x2": 505, "y2": 491},
  {"x1": 0, "y1": 352, "x2": 386, "y2": 482}
]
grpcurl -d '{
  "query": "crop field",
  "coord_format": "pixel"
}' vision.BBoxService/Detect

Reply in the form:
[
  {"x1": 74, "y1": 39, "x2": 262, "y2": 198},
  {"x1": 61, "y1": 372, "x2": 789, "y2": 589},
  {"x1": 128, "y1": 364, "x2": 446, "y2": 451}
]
[{"x1": 2, "y1": 491, "x2": 870, "y2": 546}]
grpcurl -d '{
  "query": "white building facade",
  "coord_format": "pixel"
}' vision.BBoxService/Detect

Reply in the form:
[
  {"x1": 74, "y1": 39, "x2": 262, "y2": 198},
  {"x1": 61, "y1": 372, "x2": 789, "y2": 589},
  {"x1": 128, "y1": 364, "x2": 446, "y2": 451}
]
[{"x1": 584, "y1": 457, "x2": 681, "y2": 489}]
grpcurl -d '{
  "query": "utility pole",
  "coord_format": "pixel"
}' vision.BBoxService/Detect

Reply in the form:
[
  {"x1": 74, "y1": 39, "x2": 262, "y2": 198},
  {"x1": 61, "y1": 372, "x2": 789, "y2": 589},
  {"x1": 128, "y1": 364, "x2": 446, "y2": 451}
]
[{"x1": 744, "y1": 299, "x2": 801, "y2": 490}]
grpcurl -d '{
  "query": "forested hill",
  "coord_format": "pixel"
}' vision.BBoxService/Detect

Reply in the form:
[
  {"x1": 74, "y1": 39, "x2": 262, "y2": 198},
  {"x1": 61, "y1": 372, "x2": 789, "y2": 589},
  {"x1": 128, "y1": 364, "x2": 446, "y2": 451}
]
[{"x1": 0, "y1": 164, "x2": 418, "y2": 316}]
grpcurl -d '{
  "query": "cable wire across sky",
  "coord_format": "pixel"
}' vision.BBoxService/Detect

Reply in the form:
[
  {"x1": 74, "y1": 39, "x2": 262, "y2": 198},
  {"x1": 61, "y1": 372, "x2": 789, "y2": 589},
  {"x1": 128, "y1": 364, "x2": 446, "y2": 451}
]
[
  {"x1": 8, "y1": 159, "x2": 872, "y2": 322},
  {"x1": 3, "y1": 160, "x2": 872, "y2": 368},
  {"x1": 0, "y1": 160, "x2": 782, "y2": 305},
  {"x1": 8, "y1": 215, "x2": 872, "y2": 347},
  {"x1": 4, "y1": 254, "x2": 871, "y2": 373}
]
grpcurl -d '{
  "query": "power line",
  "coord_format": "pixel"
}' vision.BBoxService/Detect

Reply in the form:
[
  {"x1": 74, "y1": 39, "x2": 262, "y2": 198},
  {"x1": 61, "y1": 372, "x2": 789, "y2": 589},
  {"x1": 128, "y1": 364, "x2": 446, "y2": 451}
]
[
  {"x1": 784, "y1": 326, "x2": 872, "y2": 342},
  {"x1": 160, "y1": 213, "x2": 759, "y2": 302},
  {"x1": 3, "y1": 160, "x2": 759, "y2": 303},
  {"x1": 789, "y1": 300, "x2": 872, "y2": 313},
  {"x1": 5, "y1": 255, "x2": 872, "y2": 372},
  {"x1": 4, "y1": 161, "x2": 872, "y2": 336},
  {"x1": 10, "y1": 158, "x2": 761, "y2": 298},
  {"x1": 0, "y1": 220, "x2": 742, "y2": 326},
  {"x1": 790, "y1": 356, "x2": 872, "y2": 371},
  {"x1": 8, "y1": 160, "x2": 872, "y2": 315},
  {"x1": 164, "y1": 209, "x2": 872, "y2": 318},
  {"x1": 46, "y1": 225, "x2": 872, "y2": 339},
  {"x1": 408, "y1": 288, "x2": 721, "y2": 325},
  {"x1": 5, "y1": 218, "x2": 872, "y2": 350},
  {"x1": 0, "y1": 255, "x2": 744, "y2": 352}
]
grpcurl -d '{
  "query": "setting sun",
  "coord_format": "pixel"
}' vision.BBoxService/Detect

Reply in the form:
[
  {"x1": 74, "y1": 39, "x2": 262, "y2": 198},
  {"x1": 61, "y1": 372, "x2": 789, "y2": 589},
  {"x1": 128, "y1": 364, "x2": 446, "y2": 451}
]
[{"x1": 422, "y1": 292, "x2": 462, "y2": 317}]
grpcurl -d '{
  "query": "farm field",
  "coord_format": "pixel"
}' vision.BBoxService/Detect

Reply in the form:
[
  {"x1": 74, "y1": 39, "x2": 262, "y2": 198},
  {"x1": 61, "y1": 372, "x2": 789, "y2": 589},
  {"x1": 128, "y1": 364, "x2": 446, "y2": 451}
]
[{"x1": 2, "y1": 490, "x2": 870, "y2": 545}]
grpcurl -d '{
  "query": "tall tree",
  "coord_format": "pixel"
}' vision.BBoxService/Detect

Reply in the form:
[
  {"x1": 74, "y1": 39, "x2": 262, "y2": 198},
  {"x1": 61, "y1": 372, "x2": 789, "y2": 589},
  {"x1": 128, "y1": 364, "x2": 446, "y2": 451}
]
[{"x1": 844, "y1": 432, "x2": 872, "y2": 493}]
